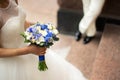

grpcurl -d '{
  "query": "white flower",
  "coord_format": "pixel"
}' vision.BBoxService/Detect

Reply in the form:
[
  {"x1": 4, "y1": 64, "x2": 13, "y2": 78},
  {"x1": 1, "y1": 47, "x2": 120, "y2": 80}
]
[
  {"x1": 36, "y1": 40, "x2": 40, "y2": 44},
  {"x1": 46, "y1": 23, "x2": 56, "y2": 30},
  {"x1": 26, "y1": 36, "x2": 31, "y2": 40},
  {"x1": 36, "y1": 26, "x2": 41, "y2": 31},
  {"x1": 31, "y1": 38, "x2": 36, "y2": 43},
  {"x1": 39, "y1": 36, "x2": 45, "y2": 42},
  {"x1": 52, "y1": 25, "x2": 56, "y2": 29},
  {"x1": 25, "y1": 31, "x2": 29, "y2": 35},
  {"x1": 52, "y1": 29, "x2": 59, "y2": 35},
  {"x1": 47, "y1": 24, "x2": 52, "y2": 30},
  {"x1": 35, "y1": 36, "x2": 45, "y2": 44},
  {"x1": 40, "y1": 30, "x2": 47, "y2": 36},
  {"x1": 24, "y1": 32, "x2": 31, "y2": 40}
]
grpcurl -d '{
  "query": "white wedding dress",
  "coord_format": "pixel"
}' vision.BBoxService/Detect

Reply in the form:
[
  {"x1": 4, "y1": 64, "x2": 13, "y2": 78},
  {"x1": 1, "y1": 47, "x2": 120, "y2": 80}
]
[{"x1": 0, "y1": 4, "x2": 87, "y2": 80}]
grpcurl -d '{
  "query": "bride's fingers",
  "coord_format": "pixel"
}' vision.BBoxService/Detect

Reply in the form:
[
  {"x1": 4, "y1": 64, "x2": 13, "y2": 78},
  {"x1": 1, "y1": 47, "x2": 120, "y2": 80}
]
[
  {"x1": 28, "y1": 45, "x2": 47, "y2": 55},
  {"x1": 40, "y1": 50, "x2": 45, "y2": 53},
  {"x1": 33, "y1": 51, "x2": 45, "y2": 55},
  {"x1": 37, "y1": 49, "x2": 46, "y2": 55},
  {"x1": 41, "y1": 47, "x2": 47, "y2": 51},
  {"x1": 40, "y1": 52, "x2": 46, "y2": 55}
]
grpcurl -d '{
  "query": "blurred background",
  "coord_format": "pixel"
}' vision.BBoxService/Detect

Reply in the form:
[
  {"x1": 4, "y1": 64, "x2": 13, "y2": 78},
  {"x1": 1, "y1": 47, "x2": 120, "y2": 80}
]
[
  {"x1": 19, "y1": 0, "x2": 120, "y2": 79},
  {"x1": 19, "y1": 0, "x2": 59, "y2": 26}
]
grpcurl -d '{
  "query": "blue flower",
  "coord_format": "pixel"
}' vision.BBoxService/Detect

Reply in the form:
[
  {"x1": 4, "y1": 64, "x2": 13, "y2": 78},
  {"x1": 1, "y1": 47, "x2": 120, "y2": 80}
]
[
  {"x1": 44, "y1": 31, "x2": 53, "y2": 43},
  {"x1": 41, "y1": 24, "x2": 48, "y2": 30},
  {"x1": 44, "y1": 37, "x2": 50, "y2": 43},
  {"x1": 27, "y1": 27, "x2": 37, "y2": 33},
  {"x1": 32, "y1": 33, "x2": 42, "y2": 40},
  {"x1": 46, "y1": 31, "x2": 53, "y2": 37}
]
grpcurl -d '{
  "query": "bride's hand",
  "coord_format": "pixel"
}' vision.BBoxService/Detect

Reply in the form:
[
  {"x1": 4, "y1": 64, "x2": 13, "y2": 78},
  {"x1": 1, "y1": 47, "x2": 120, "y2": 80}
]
[{"x1": 27, "y1": 45, "x2": 47, "y2": 56}]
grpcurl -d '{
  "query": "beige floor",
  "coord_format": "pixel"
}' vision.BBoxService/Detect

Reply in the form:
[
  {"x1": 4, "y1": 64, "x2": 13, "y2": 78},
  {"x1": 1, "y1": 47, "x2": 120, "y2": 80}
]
[{"x1": 19, "y1": 0, "x2": 59, "y2": 26}]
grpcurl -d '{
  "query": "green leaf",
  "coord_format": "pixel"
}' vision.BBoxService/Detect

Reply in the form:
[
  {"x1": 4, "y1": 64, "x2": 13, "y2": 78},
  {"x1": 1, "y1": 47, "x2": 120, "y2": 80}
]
[
  {"x1": 24, "y1": 39, "x2": 30, "y2": 43},
  {"x1": 39, "y1": 42, "x2": 45, "y2": 46},
  {"x1": 20, "y1": 33, "x2": 26, "y2": 38},
  {"x1": 53, "y1": 37, "x2": 59, "y2": 41}
]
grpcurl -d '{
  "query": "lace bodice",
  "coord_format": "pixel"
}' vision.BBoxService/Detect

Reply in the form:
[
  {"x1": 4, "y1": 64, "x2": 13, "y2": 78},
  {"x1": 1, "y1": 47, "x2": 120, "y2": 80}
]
[{"x1": 0, "y1": 0, "x2": 26, "y2": 48}]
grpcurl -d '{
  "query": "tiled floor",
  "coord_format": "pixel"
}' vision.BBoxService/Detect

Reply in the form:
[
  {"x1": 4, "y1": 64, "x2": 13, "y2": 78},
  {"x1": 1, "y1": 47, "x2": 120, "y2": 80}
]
[
  {"x1": 90, "y1": 24, "x2": 120, "y2": 80},
  {"x1": 19, "y1": 0, "x2": 59, "y2": 26}
]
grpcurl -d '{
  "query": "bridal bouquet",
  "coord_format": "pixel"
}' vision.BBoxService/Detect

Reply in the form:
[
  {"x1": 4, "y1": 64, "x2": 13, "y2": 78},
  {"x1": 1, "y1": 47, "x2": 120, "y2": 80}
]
[{"x1": 21, "y1": 22, "x2": 59, "y2": 71}]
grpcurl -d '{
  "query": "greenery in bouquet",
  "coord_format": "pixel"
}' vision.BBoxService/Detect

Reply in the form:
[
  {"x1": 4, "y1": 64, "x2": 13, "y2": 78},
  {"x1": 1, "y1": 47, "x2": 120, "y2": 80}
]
[{"x1": 21, "y1": 22, "x2": 59, "y2": 71}]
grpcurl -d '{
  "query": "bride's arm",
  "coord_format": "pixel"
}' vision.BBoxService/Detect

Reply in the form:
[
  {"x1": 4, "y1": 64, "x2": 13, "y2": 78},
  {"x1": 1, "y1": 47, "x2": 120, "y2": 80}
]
[
  {"x1": 0, "y1": 47, "x2": 30, "y2": 57},
  {"x1": 0, "y1": 45, "x2": 46, "y2": 58}
]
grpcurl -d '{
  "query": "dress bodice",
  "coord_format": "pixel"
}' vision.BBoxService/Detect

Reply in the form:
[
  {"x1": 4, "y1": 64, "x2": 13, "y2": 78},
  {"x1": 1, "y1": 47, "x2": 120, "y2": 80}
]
[{"x1": 0, "y1": 1, "x2": 26, "y2": 48}]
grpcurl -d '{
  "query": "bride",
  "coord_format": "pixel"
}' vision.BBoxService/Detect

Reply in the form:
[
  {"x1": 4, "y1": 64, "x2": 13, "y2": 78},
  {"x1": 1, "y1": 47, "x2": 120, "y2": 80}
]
[{"x1": 0, "y1": 0, "x2": 87, "y2": 80}]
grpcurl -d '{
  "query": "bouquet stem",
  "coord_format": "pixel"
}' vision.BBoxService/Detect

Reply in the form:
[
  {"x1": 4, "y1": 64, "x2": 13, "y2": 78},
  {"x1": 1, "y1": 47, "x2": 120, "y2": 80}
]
[{"x1": 38, "y1": 55, "x2": 48, "y2": 71}]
